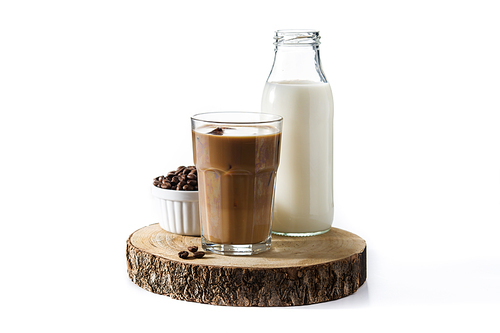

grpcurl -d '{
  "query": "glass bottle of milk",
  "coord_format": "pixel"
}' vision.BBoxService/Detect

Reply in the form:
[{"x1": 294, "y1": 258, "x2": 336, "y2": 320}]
[{"x1": 261, "y1": 29, "x2": 333, "y2": 236}]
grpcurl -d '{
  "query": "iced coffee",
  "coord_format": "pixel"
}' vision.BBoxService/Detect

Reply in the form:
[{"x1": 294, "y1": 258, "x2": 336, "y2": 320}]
[{"x1": 191, "y1": 112, "x2": 282, "y2": 255}]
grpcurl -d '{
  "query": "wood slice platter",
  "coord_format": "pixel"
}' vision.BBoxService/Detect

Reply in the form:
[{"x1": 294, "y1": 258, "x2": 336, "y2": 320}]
[{"x1": 126, "y1": 223, "x2": 366, "y2": 306}]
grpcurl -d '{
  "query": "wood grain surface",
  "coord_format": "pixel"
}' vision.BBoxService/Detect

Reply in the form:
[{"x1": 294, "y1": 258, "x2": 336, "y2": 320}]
[{"x1": 127, "y1": 223, "x2": 366, "y2": 306}]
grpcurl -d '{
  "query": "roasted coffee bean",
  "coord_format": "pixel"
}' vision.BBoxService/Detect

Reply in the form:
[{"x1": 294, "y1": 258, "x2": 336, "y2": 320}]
[
  {"x1": 193, "y1": 251, "x2": 205, "y2": 258},
  {"x1": 188, "y1": 246, "x2": 198, "y2": 253},
  {"x1": 208, "y1": 127, "x2": 224, "y2": 135},
  {"x1": 154, "y1": 166, "x2": 198, "y2": 191},
  {"x1": 175, "y1": 166, "x2": 185, "y2": 175},
  {"x1": 178, "y1": 251, "x2": 189, "y2": 259}
]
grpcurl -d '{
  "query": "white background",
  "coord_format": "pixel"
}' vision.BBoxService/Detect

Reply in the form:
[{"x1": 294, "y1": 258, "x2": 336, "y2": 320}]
[{"x1": 1, "y1": 0, "x2": 499, "y2": 331}]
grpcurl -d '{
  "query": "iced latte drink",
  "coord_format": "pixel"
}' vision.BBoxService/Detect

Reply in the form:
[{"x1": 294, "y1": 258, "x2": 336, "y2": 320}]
[{"x1": 191, "y1": 112, "x2": 282, "y2": 255}]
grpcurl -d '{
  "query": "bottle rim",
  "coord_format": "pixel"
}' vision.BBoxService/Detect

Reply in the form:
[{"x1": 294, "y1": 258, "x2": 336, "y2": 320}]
[{"x1": 274, "y1": 29, "x2": 320, "y2": 45}]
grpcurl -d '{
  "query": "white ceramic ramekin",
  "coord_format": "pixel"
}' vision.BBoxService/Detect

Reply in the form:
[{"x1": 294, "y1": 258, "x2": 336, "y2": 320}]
[{"x1": 151, "y1": 184, "x2": 200, "y2": 236}]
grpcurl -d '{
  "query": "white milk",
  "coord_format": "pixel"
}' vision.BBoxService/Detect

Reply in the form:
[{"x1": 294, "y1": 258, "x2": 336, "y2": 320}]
[{"x1": 261, "y1": 80, "x2": 333, "y2": 234}]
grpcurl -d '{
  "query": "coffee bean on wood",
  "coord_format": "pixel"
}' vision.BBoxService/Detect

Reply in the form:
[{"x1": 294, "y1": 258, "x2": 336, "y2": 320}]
[
  {"x1": 154, "y1": 166, "x2": 198, "y2": 191},
  {"x1": 178, "y1": 251, "x2": 189, "y2": 259},
  {"x1": 193, "y1": 251, "x2": 205, "y2": 258}
]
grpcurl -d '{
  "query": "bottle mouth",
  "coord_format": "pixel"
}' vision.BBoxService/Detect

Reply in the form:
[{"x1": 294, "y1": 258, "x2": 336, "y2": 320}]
[{"x1": 274, "y1": 29, "x2": 320, "y2": 45}]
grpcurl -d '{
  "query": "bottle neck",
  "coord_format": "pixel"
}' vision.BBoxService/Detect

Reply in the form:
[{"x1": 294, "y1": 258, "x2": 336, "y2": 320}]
[{"x1": 266, "y1": 30, "x2": 327, "y2": 84}]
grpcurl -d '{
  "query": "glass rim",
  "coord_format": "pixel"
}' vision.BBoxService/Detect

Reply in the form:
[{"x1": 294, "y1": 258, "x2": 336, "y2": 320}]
[{"x1": 191, "y1": 111, "x2": 283, "y2": 125}]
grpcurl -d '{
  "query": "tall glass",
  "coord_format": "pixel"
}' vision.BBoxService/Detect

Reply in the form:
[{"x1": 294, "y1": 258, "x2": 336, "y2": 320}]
[{"x1": 191, "y1": 112, "x2": 282, "y2": 255}]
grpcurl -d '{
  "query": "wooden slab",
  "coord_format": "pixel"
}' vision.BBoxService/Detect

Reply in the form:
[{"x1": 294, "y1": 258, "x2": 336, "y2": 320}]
[{"x1": 126, "y1": 223, "x2": 366, "y2": 306}]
